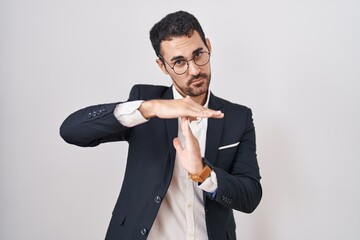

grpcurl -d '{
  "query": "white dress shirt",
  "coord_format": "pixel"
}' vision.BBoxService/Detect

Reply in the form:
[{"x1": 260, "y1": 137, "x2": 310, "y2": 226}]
[{"x1": 113, "y1": 86, "x2": 218, "y2": 239}]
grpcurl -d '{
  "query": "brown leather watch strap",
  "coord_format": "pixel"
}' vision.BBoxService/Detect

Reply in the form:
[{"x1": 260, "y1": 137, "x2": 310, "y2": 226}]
[{"x1": 189, "y1": 165, "x2": 212, "y2": 183}]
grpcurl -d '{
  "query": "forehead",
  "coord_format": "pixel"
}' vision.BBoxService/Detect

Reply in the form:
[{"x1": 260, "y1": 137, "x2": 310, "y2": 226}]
[{"x1": 160, "y1": 31, "x2": 206, "y2": 59}]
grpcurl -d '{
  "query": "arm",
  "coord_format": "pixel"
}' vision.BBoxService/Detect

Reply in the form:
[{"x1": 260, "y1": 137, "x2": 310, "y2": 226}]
[
  {"x1": 175, "y1": 108, "x2": 262, "y2": 213},
  {"x1": 59, "y1": 85, "x2": 155, "y2": 147},
  {"x1": 60, "y1": 102, "x2": 130, "y2": 147},
  {"x1": 60, "y1": 85, "x2": 224, "y2": 147},
  {"x1": 213, "y1": 108, "x2": 262, "y2": 213},
  {"x1": 139, "y1": 95, "x2": 224, "y2": 119}
]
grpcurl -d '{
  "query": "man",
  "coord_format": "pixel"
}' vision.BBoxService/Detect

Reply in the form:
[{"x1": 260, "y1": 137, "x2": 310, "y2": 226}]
[{"x1": 60, "y1": 10, "x2": 262, "y2": 240}]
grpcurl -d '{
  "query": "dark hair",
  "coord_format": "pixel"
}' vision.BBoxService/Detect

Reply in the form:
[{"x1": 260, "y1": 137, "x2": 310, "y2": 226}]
[{"x1": 149, "y1": 11, "x2": 207, "y2": 57}]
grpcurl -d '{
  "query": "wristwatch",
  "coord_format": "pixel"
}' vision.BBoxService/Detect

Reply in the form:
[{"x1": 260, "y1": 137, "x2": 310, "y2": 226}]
[{"x1": 189, "y1": 165, "x2": 212, "y2": 183}]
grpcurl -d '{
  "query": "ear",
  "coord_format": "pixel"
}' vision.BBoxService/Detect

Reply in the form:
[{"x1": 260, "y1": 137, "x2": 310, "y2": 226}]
[
  {"x1": 205, "y1": 38, "x2": 212, "y2": 54},
  {"x1": 156, "y1": 59, "x2": 169, "y2": 75}
]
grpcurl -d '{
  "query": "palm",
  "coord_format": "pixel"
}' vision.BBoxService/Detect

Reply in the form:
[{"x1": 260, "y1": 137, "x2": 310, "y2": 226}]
[{"x1": 173, "y1": 117, "x2": 203, "y2": 174}]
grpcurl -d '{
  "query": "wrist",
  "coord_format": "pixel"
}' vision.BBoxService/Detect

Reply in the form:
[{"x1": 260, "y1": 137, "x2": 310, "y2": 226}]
[
  {"x1": 139, "y1": 100, "x2": 156, "y2": 119},
  {"x1": 188, "y1": 157, "x2": 205, "y2": 175},
  {"x1": 189, "y1": 164, "x2": 212, "y2": 183}
]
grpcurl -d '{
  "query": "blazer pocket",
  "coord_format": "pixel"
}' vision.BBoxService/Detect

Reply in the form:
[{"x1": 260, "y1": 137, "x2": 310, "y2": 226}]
[{"x1": 218, "y1": 142, "x2": 240, "y2": 150}]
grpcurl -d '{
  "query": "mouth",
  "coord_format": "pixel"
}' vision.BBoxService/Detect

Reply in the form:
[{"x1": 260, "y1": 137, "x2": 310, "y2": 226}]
[{"x1": 190, "y1": 77, "x2": 205, "y2": 85}]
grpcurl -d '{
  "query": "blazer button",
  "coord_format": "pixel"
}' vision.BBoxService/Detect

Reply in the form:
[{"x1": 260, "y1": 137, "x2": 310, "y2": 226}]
[
  {"x1": 140, "y1": 228, "x2": 148, "y2": 236},
  {"x1": 154, "y1": 196, "x2": 162, "y2": 204}
]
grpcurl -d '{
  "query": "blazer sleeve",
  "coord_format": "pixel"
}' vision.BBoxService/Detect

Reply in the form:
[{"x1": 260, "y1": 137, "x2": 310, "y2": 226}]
[
  {"x1": 59, "y1": 84, "x2": 169, "y2": 147},
  {"x1": 211, "y1": 108, "x2": 262, "y2": 213},
  {"x1": 59, "y1": 102, "x2": 129, "y2": 147},
  {"x1": 59, "y1": 85, "x2": 142, "y2": 147}
]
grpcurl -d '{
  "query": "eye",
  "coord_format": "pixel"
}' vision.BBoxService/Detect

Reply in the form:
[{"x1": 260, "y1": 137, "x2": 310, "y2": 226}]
[
  {"x1": 194, "y1": 51, "x2": 202, "y2": 59},
  {"x1": 174, "y1": 59, "x2": 186, "y2": 66}
]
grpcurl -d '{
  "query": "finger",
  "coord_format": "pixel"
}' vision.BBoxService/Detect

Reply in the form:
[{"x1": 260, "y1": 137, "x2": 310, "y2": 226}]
[
  {"x1": 180, "y1": 117, "x2": 199, "y2": 150},
  {"x1": 192, "y1": 109, "x2": 224, "y2": 119},
  {"x1": 207, "y1": 110, "x2": 224, "y2": 118},
  {"x1": 182, "y1": 97, "x2": 224, "y2": 119},
  {"x1": 179, "y1": 116, "x2": 192, "y2": 138}
]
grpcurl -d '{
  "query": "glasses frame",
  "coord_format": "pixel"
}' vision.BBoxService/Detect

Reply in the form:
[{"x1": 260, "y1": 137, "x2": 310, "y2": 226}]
[{"x1": 158, "y1": 51, "x2": 211, "y2": 75}]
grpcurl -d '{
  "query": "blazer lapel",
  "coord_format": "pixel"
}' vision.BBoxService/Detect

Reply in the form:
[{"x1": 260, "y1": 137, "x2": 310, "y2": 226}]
[
  {"x1": 205, "y1": 92, "x2": 225, "y2": 167},
  {"x1": 162, "y1": 87, "x2": 178, "y2": 162}
]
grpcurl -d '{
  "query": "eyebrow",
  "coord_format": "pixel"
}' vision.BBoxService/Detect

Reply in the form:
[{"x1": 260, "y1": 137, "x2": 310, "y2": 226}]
[{"x1": 170, "y1": 47, "x2": 204, "y2": 62}]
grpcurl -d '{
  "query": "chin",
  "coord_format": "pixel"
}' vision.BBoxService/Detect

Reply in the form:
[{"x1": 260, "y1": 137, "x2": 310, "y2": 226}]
[{"x1": 188, "y1": 87, "x2": 208, "y2": 97}]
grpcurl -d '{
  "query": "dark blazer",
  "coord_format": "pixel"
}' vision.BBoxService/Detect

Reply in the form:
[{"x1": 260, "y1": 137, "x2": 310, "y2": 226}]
[{"x1": 60, "y1": 85, "x2": 262, "y2": 240}]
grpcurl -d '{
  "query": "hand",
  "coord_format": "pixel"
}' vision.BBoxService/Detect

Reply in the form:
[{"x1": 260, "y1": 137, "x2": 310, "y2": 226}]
[
  {"x1": 173, "y1": 117, "x2": 204, "y2": 175},
  {"x1": 139, "y1": 96, "x2": 224, "y2": 119}
]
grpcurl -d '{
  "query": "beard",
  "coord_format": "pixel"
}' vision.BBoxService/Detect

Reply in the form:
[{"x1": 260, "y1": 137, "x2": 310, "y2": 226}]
[{"x1": 184, "y1": 72, "x2": 211, "y2": 97}]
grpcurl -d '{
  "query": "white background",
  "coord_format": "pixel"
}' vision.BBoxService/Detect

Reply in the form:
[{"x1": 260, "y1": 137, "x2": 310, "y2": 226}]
[{"x1": 1, "y1": 0, "x2": 359, "y2": 239}]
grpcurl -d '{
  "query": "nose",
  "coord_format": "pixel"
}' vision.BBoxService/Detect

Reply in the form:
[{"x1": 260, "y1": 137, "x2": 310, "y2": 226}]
[{"x1": 187, "y1": 60, "x2": 200, "y2": 76}]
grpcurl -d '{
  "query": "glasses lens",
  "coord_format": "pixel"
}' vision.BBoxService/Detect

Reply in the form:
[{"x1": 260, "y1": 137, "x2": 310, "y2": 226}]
[
  {"x1": 172, "y1": 52, "x2": 210, "y2": 75},
  {"x1": 194, "y1": 52, "x2": 210, "y2": 66},
  {"x1": 174, "y1": 64, "x2": 188, "y2": 75}
]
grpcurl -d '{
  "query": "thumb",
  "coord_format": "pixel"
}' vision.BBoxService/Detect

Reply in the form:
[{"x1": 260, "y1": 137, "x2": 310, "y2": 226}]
[{"x1": 173, "y1": 138, "x2": 183, "y2": 152}]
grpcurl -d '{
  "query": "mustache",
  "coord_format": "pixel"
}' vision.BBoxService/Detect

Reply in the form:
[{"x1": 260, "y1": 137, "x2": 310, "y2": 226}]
[{"x1": 187, "y1": 73, "x2": 208, "y2": 84}]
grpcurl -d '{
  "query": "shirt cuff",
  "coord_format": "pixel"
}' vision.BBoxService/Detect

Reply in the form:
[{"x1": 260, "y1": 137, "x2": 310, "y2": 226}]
[
  {"x1": 113, "y1": 101, "x2": 148, "y2": 127},
  {"x1": 198, "y1": 171, "x2": 218, "y2": 193}
]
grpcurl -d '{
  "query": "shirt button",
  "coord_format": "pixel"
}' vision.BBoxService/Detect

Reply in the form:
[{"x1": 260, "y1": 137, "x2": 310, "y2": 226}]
[
  {"x1": 140, "y1": 228, "x2": 148, "y2": 236},
  {"x1": 154, "y1": 196, "x2": 162, "y2": 204}
]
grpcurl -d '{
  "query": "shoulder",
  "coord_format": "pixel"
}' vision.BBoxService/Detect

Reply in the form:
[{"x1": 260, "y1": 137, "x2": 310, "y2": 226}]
[
  {"x1": 211, "y1": 94, "x2": 255, "y2": 132},
  {"x1": 129, "y1": 84, "x2": 170, "y2": 101}
]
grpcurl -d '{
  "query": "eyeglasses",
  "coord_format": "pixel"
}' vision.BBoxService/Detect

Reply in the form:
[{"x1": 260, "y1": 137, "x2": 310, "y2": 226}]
[{"x1": 159, "y1": 51, "x2": 210, "y2": 75}]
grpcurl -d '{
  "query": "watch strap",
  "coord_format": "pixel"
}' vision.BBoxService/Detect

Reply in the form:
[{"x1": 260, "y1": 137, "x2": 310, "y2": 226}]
[{"x1": 189, "y1": 165, "x2": 212, "y2": 183}]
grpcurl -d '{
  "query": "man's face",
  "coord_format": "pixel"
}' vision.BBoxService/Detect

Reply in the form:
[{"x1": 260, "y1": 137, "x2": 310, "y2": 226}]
[{"x1": 157, "y1": 31, "x2": 212, "y2": 100}]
